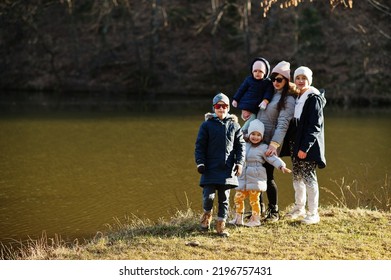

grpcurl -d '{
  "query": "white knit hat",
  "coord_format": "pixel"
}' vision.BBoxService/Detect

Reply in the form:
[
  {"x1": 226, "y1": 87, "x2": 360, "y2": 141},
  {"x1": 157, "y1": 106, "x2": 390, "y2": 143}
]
[
  {"x1": 272, "y1": 61, "x2": 291, "y2": 81},
  {"x1": 248, "y1": 119, "x2": 265, "y2": 137},
  {"x1": 294, "y1": 66, "x2": 313, "y2": 85},
  {"x1": 252, "y1": 60, "x2": 267, "y2": 74}
]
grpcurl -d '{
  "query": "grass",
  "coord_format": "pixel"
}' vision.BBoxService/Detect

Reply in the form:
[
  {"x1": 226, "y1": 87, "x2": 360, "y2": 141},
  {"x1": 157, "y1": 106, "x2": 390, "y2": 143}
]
[
  {"x1": 1, "y1": 206, "x2": 390, "y2": 260},
  {"x1": 322, "y1": 175, "x2": 391, "y2": 211},
  {"x1": 1, "y1": 175, "x2": 390, "y2": 260}
]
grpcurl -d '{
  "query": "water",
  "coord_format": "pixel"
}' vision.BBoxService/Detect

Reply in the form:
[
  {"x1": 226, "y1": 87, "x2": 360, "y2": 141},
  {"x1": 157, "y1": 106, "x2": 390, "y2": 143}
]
[{"x1": 0, "y1": 108, "x2": 390, "y2": 244}]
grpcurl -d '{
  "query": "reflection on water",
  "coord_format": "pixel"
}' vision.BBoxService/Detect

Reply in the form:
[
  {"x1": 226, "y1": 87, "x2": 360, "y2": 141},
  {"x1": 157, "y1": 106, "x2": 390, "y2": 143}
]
[{"x1": 0, "y1": 108, "x2": 390, "y2": 244}]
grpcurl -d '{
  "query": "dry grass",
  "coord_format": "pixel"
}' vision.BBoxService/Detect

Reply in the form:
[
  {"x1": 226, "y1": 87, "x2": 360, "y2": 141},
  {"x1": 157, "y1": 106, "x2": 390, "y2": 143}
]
[
  {"x1": 2, "y1": 206, "x2": 390, "y2": 260},
  {"x1": 2, "y1": 176, "x2": 390, "y2": 260},
  {"x1": 322, "y1": 175, "x2": 391, "y2": 212}
]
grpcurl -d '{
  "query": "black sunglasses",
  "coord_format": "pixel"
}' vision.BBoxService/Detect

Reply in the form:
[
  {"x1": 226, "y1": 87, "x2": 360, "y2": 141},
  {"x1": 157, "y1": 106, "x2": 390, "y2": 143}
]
[{"x1": 271, "y1": 77, "x2": 284, "y2": 83}]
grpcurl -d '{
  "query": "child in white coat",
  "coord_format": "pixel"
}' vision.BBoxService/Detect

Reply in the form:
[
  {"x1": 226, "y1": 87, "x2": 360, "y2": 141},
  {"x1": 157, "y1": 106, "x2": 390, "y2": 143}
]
[{"x1": 229, "y1": 119, "x2": 291, "y2": 227}]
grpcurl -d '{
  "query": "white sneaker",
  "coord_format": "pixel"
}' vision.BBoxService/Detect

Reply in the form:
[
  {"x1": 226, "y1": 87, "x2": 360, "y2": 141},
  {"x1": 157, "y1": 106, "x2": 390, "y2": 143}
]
[
  {"x1": 244, "y1": 214, "x2": 261, "y2": 227},
  {"x1": 228, "y1": 213, "x2": 244, "y2": 226},
  {"x1": 301, "y1": 213, "x2": 320, "y2": 225},
  {"x1": 285, "y1": 208, "x2": 306, "y2": 220}
]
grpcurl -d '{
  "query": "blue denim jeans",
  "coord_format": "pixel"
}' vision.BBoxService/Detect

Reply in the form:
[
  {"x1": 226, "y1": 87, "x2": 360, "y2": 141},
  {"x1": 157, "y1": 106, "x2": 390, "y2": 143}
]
[{"x1": 202, "y1": 185, "x2": 231, "y2": 220}]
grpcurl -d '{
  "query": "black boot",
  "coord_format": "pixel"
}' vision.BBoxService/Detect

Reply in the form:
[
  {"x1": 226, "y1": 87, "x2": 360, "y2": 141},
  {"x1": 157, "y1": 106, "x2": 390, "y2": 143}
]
[
  {"x1": 259, "y1": 192, "x2": 266, "y2": 219},
  {"x1": 260, "y1": 202, "x2": 266, "y2": 219},
  {"x1": 265, "y1": 204, "x2": 279, "y2": 222}
]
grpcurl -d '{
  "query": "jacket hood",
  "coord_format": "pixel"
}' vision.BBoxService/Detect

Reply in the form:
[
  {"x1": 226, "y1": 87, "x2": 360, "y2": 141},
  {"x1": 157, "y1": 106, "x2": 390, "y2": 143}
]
[
  {"x1": 310, "y1": 88, "x2": 327, "y2": 108},
  {"x1": 204, "y1": 113, "x2": 239, "y2": 123},
  {"x1": 251, "y1": 57, "x2": 271, "y2": 78}
]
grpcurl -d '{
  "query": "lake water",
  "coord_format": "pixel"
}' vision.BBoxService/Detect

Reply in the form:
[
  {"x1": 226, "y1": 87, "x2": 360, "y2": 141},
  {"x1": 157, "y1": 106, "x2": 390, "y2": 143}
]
[{"x1": 0, "y1": 106, "x2": 390, "y2": 245}]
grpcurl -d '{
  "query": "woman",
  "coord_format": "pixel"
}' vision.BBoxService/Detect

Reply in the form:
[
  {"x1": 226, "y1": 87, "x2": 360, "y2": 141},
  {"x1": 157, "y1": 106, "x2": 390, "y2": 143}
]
[{"x1": 256, "y1": 60, "x2": 297, "y2": 222}]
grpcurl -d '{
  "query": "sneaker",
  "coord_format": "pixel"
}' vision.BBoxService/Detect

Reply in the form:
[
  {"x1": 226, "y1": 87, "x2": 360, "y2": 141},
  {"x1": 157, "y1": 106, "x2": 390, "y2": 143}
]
[
  {"x1": 244, "y1": 214, "x2": 261, "y2": 227},
  {"x1": 228, "y1": 213, "x2": 244, "y2": 226},
  {"x1": 243, "y1": 211, "x2": 252, "y2": 220},
  {"x1": 264, "y1": 205, "x2": 279, "y2": 223},
  {"x1": 285, "y1": 208, "x2": 306, "y2": 220},
  {"x1": 301, "y1": 213, "x2": 320, "y2": 225}
]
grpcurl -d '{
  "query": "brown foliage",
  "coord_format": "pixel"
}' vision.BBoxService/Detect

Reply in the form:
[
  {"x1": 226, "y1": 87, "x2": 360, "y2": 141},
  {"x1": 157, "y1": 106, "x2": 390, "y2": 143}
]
[{"x1": 0, "y1": 0, "x2": 390, "y2": 106}]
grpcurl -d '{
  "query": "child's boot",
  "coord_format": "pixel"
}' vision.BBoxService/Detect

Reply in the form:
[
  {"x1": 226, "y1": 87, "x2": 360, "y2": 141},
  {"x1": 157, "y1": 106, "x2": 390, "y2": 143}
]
[
  {"x1": 228, "y1": 213, "x2": 244, "y2": 226},
  {"x1": 245, "y1": 214, "x2": 261, "y2": 227},
  {"x1": 216, "y1": 220, "x2": 229, "y2": 237},
  {"x1": 200, "y1": 211, "x2": 212, "y2": 231}
]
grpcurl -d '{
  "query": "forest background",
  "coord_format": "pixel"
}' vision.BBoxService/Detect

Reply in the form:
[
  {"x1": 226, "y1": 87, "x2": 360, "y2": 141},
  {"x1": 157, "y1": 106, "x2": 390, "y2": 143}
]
[{"x1": 0, "y1": 0, "x2": 390, "y2": 108}]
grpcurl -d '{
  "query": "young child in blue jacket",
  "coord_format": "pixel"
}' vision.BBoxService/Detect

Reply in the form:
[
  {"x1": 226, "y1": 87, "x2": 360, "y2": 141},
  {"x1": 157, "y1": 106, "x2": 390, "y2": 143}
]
[
  {"x1": 232, "y1": 57, "x2": 274, "y2": 137},
  {"x1": 195, "y1": 93, "x2": 246, "y2": 237}
]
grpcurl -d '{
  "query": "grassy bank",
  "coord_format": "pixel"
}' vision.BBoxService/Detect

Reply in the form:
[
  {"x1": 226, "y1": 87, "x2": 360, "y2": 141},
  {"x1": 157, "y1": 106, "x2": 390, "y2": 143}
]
[{"x1": 1, "y1": 206, "x2": 390, "y2": 260}]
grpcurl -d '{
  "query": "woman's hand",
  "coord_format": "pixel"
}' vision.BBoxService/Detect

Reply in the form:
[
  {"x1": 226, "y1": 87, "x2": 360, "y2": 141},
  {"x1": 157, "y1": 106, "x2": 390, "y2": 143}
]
[
  {"x1": 266, "y1": 145, "x2": 277, "y2": 157},
  {"x1": 298, "y1": 150, "x2": 307, "y2": 159}
]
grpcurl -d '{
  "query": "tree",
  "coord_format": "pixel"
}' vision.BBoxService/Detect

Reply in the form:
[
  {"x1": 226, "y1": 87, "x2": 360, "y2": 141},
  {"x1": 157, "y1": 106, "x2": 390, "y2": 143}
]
[{"x1": 260, "y1": 0, "x2": 353, "y2": 17}]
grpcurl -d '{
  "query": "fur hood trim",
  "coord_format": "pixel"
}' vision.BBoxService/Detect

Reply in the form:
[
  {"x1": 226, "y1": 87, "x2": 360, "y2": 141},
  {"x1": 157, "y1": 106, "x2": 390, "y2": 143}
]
[{"x1": 204, "y1": 113, "x2": 239, "y2": 123}]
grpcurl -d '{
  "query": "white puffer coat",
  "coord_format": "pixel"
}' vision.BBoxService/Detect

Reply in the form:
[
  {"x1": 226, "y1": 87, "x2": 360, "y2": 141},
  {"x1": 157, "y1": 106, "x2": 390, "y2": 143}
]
[{"x1": 237, "y1": 142, "x2": 287, "y2": 192}]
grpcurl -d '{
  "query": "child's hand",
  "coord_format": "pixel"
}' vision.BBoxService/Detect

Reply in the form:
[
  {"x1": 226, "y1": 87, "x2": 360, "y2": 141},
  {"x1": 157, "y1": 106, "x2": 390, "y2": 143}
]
[
  {"x1": 259, "y1": 100, "x2": 268, "y2": 110},
  {"x1": 234, "y1": 164, "x2": 243, "y2": 176},
  {"x1": 280, "y1": 166, "x2": 292, "y2": 174},
  {"x1": 197, "y1": 164, "x2": 205, "y2": 174},
  {"x1": 232, "y1": 100, "x2": 238, "y2": 108}
]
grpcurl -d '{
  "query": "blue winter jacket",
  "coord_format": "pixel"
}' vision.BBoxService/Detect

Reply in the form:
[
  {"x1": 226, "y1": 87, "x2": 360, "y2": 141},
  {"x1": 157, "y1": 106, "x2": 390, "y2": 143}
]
[
  {"x1": 233, "y1": 76, "x2": 274, "y2": 114},
  {"x1": 195, "y1": 113, "x2": 246, "y2": 188},
  {"x1": 233, "y1": 57, "x2": 274, "y2": 114}
]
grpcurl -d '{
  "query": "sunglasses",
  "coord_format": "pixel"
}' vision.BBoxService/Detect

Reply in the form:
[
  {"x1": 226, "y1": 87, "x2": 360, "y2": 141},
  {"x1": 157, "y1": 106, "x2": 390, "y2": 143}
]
[
  {"x1": 213, "y1": 104, "x2": 228, "y2": 109},
  {"x1": 271, "y1": 77, "x2": 284, "y2": 83}
]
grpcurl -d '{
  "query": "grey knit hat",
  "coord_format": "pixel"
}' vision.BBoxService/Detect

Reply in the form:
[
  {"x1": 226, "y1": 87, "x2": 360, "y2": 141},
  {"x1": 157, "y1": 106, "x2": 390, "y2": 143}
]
[
  {"x1": 248, "y1": 119, "x2": 265, "y2": 137},
  {"x1": 212, "y1": 92, "x2": 230, "y2": 105}
]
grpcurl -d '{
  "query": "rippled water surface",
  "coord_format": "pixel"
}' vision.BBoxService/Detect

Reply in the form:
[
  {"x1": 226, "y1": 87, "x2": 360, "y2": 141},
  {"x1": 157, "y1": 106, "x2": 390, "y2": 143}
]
[{"x1": 0, "y1": 108, "x2": 390, "y2": 244}]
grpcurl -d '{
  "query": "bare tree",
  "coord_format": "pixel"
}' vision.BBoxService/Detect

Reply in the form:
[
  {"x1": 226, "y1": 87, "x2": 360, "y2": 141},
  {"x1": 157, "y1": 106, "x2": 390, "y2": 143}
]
[{"x1": 260, "y1": 0, "x2": 353, "y2": 17}]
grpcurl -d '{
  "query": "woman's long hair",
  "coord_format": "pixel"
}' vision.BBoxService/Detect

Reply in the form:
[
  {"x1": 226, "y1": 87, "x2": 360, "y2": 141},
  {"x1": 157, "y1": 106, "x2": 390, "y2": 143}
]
[{"x1": 271, "y1": 73, "x2": 298, "y2": 111}]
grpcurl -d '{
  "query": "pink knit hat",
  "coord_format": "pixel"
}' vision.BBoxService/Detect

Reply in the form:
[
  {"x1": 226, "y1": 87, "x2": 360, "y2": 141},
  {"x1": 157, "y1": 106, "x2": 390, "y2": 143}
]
[
  {"x1": 271, "y1": 61, "x2": 291, "y2": 81},
  {"x1": 252, "y1": 60, "x2": 267, "y2": 74}
]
